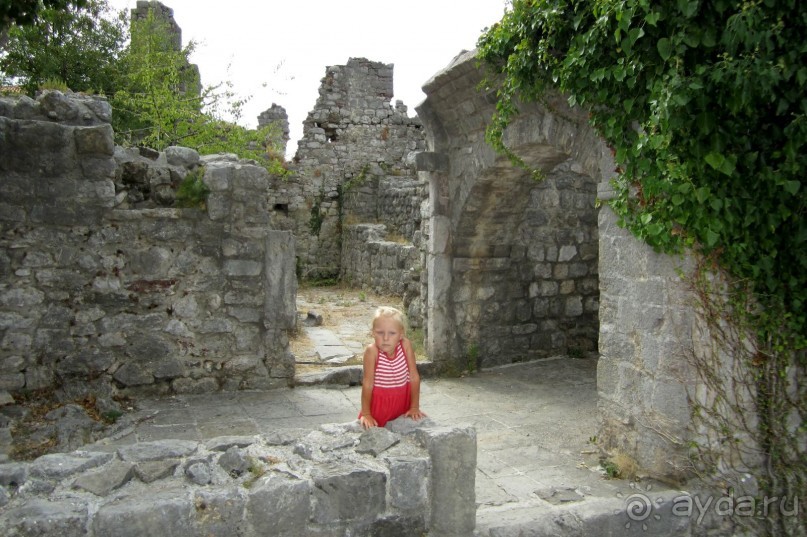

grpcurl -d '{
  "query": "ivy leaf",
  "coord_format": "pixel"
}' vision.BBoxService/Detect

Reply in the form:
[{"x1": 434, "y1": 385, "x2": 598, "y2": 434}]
[
  {"x1": 705, "y1": 229, "x2": 720, "y2": 247},
  {"x1": 678, "y1": 0, "x2": 699, "y2": 17},
  {"x1": 704, "y1": 152, "x2": 736, "y2": 176},
  {"x1": 645, "y1": 12, "x2": 660, "y2": 26},
  {"x1": 657, "y1": 38, "x2": 672, "y2": 61},
  {"x1": 783, "y1": 180, "x2": 801, "y2": 195}
]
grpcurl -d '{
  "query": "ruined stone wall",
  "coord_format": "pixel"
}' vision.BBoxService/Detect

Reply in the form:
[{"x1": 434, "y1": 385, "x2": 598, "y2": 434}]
[
  {"x1": 0, "y1": 421, "x2": 477, "y2": 537},
  {"x1": 0, "y1": 92, "x2": 296, "y2": 398},
  {"x1": 416, "y1": 52, "x2": 601, "y2": 370},
  {"x1": 596, "y1": 182, "x2": 697, "y2": 480},
  {"x1": 256, "y1": 103, "x2": 290, "y2": 155},
  {"x1": 340, "y1": 224, "x2": 420, "y2": 300},
  {"x1": 292, "y1": 58, "x2": 427, "y2": 280},
  {"x1": 416, "y1": 50, "x2": 702, "y2": 482}
]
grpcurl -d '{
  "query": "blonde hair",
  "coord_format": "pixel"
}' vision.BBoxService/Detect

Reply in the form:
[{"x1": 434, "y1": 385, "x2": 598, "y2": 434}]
[{"x1": 371, "y1": 306, "x2": 406, "y2": 336}]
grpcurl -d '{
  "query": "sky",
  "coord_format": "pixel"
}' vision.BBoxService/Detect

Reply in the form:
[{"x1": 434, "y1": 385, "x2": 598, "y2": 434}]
[{"x1": 106, "y1": 0, "x2": 509, "y2": 157}]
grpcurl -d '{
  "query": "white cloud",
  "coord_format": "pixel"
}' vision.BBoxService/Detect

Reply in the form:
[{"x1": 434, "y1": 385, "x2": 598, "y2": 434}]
[{"x1": 106, "y1": 0, "x2": 507, "y2": 157}]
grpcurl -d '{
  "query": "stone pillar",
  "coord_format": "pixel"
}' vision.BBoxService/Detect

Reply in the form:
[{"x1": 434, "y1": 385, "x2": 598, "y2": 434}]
[
  {"x1": 417, "y1": 426, "x2": 477, "y2": 536},
  {"x1": 264, "y1": 230, "x2": 297, "y2": 380},
  {"x1": 418, "y1": 152, "x2": 460, "y2": 370}
]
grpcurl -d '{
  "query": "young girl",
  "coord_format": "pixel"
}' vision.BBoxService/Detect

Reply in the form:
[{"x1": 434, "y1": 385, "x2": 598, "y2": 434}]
[{"x1": 359, "y1": 306, "x2": 426, "y2": 428}]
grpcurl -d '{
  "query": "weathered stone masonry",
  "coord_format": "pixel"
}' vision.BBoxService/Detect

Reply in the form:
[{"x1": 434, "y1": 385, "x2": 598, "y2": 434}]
[
  {"x1": 416, "y1": 50, "x2": 702, "y2": 481},
  {"x1": 0, "y1": 420, "x2": 477, "y2": 537},
  {"x1": 416, "y1": 51, "x2": 602, "y2": 371},
  {"x1": 292, "y1": 58, "x2": 427, "y2": 283},
  {"x1": 0, "y1": 92, "x2": 297, "y2": 398}
]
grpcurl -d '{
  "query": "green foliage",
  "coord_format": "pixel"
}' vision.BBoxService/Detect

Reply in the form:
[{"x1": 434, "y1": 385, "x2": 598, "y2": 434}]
[
  {"x1": 466, "y1": 343, "x2": 479, "y2": 373},
  {"x1": 477, "y1": 0, "x2": 806, "y2": 343},
  {"x1": 342, "y1": 164, "x2": 371, "y2": 193},
  {"x1": 309, "y1": 199, "x2": 324, "y2": 235},
  {"x1": 0, "y1": 0, "x2": 88, "y2": 34},
  {"x1": 110, "y1": 7, "x2": 288, "y2": 174},
  {"x1": 175, "y1": 167, "x2": 209, "y2": 209},
  {"x1": 110, "y1": 8, "x2": 202, "y2": 149},
  {"x1": 0, "y1": 0, "x2": 126, "y2": 96},
  {"x1": 38, "y1": 76, "x2": 69, "y2": 92},
  {"x1": 2, "y1": 1, "x2": 288, "y2": 174}
]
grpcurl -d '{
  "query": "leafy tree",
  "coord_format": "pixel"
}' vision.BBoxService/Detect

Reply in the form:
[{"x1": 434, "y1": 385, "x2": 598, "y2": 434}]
[
  {"x1": 1, "y1": 0, "x2": 89, "y2": 53},
  {"x1": 110, "y1": 7, "x2": 202, "y2": 148},
  {"x1": 0, "y1": 0, "x2": 125, "y2": 95},
  {"x1": 111, "y1": 7, "x2": 286, "y2": 173}
]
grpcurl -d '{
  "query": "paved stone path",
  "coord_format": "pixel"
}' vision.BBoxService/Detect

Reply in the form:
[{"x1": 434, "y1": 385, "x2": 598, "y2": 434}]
[{"x1": 86, "y1": 355, "x2": 684, "y2": 535}]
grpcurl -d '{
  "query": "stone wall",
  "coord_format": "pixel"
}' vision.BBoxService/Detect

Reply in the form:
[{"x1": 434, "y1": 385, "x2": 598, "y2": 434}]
[
  {"x1": 340, "y1": 224, "x2": 420, "y2": 300},
  {"x1": 415, "y1": 50, "x2": 704, "y2": 482},
  {"x1": 0, "y1": 92, "x2": 296, "y2": 398},
  {"x1": 596, "y1": 183, "x2": 697, "y2": 480},
  {"x1": 0, "y1": 420, "x2": 477, "y2": 537},
  {"x1": 416, "y1": 51, "x2": 602, "y2": 370},
  {"x1": 292, "y1": 58, "x2": 427, "y2": 280}
]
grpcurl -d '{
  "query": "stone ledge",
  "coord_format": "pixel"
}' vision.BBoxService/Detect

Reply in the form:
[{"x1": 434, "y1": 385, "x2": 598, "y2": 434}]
[{"x1": 0, "y1": 419, "x2": 476, "y2": 536}]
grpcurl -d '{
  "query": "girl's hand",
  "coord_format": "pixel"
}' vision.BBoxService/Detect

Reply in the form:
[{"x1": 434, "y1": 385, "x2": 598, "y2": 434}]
[
  {"x1": 360, "y1": 415, "x2": 378, "y2": 429},
  {"x1": 405, "y1": 408, "x2": 427, "y2": 421}
]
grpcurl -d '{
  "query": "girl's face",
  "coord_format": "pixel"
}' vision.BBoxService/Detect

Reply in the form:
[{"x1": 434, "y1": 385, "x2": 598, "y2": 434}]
[{"x1": 373, "y1": 317, "x2": 403, "y2": 355}]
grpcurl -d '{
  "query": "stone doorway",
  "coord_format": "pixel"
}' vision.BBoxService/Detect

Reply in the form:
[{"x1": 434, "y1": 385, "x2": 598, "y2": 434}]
[{"x1": 416, "y1": 51, "x2": 612, "y2": 374}]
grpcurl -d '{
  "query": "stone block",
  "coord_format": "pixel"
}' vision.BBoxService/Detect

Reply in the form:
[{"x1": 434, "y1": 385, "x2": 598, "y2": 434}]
[
  {"x1": 56, "y1": 350, "x2": 114, "y2": 376},
  {"x1": 0, "y1": 499, "x2": 88, "y2": 537},
  {"x1": 387, "y1": 456, "x2": 430, "y2": 512},
  {"x1": 71, "y1": 461, "x2": 134, "y2": 496},
  {"x1": 206, "y1": 193, "x2": 231, "y2": 221},
  {"x1": 355, "y1": 514, "x2": 427, "y2": 537},
  {"x1": 133, "y1": 459, "x2": 180, "y2": 483},
  {"x1": 218, "y1": 446, "x2": 249, "y2": 476},
  {"x1": 205, "y1": 436, "x2": 257, "y2": 453},
  {"x1": 247, "y1": 475, "x2": 311, "y2": 536},
  {"x1": 92, "y1": 490, "x2": 195, "y2": 537},
  {"x1": 30, "y1": 451, "x2": 113, "y2": 480},
  {"x1": 74, "y1": 124, "x2": 114, "y2": 155},
  {"x1": 416, "y1": 426, "x2": 476, "y2": 536},
  {"x1": 194, "y1": 487, "x2": 245, "y2": 537},
  {"x1": 310, "y1": 465, "x2": 387, "y2": 524},
  {"x1": 264, "y1": 231, "x2": 297, "y2": 329},
  {"x1": 185, "y1": 461, "x2": 212, "y2": 485},
  {"x1": 172, "y1": 377, "x2": 220, "y2": 394},
  {"x1": 112, "y1": 362, "x2": 155, "y2": 387},
  {"x1": 118, "y1": 439, "x2": 199, "y2": 462},
  {"x1": 165, "y1": 146, "x2": 200, "y2": 168},
  {"x1": 224, "y1": 259, "x2": 262, "y2": 277},
  {"x1": 203, "y1": 164, "x2": 232, "y2": 191},
  {"x1": 356, "y1": 427, "x2": 400, "y2": 456}
]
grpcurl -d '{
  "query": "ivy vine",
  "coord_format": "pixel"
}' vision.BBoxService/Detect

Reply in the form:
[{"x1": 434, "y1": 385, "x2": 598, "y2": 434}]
[
  {"x1": 478, "y1": 1, "x2": 804, "y2": 534},
  {"x1": 478, "y1": 0, "x2": 805, "y2": 340}
]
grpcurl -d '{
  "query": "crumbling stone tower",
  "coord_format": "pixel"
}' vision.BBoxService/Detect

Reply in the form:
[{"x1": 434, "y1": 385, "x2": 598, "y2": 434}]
[
  {"x1": 131, "y1": 1, "x2": 200, "y2": 97},
  {"x1": 257, "y1": 103, "x2": 291, "y2": 155},
  {"x1": 292, "y1": 58, "x2": 426, "y2": 279}
]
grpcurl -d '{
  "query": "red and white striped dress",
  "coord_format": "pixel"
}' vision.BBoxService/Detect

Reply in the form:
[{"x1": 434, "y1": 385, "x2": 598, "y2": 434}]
[{"x1": 361, "y1": 340, "x2": 411, "y2": 427}]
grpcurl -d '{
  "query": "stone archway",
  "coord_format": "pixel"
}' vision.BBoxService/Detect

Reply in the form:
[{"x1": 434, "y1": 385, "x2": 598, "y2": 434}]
[
  {"x1": 416, "y1": 51, "x2": 614, "y2": 373},
  {"x1": 416, "y1": 51, "x2": 700, "y2": 482}
]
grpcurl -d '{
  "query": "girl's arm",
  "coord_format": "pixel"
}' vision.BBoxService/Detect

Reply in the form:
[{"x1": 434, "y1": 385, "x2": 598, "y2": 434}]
[
  {"x1": 402, "y1": 338, "x2": 426, "y2": 420},
  {"x1": 360, "y1": 345, "x2": 378, "y2": 428}
]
